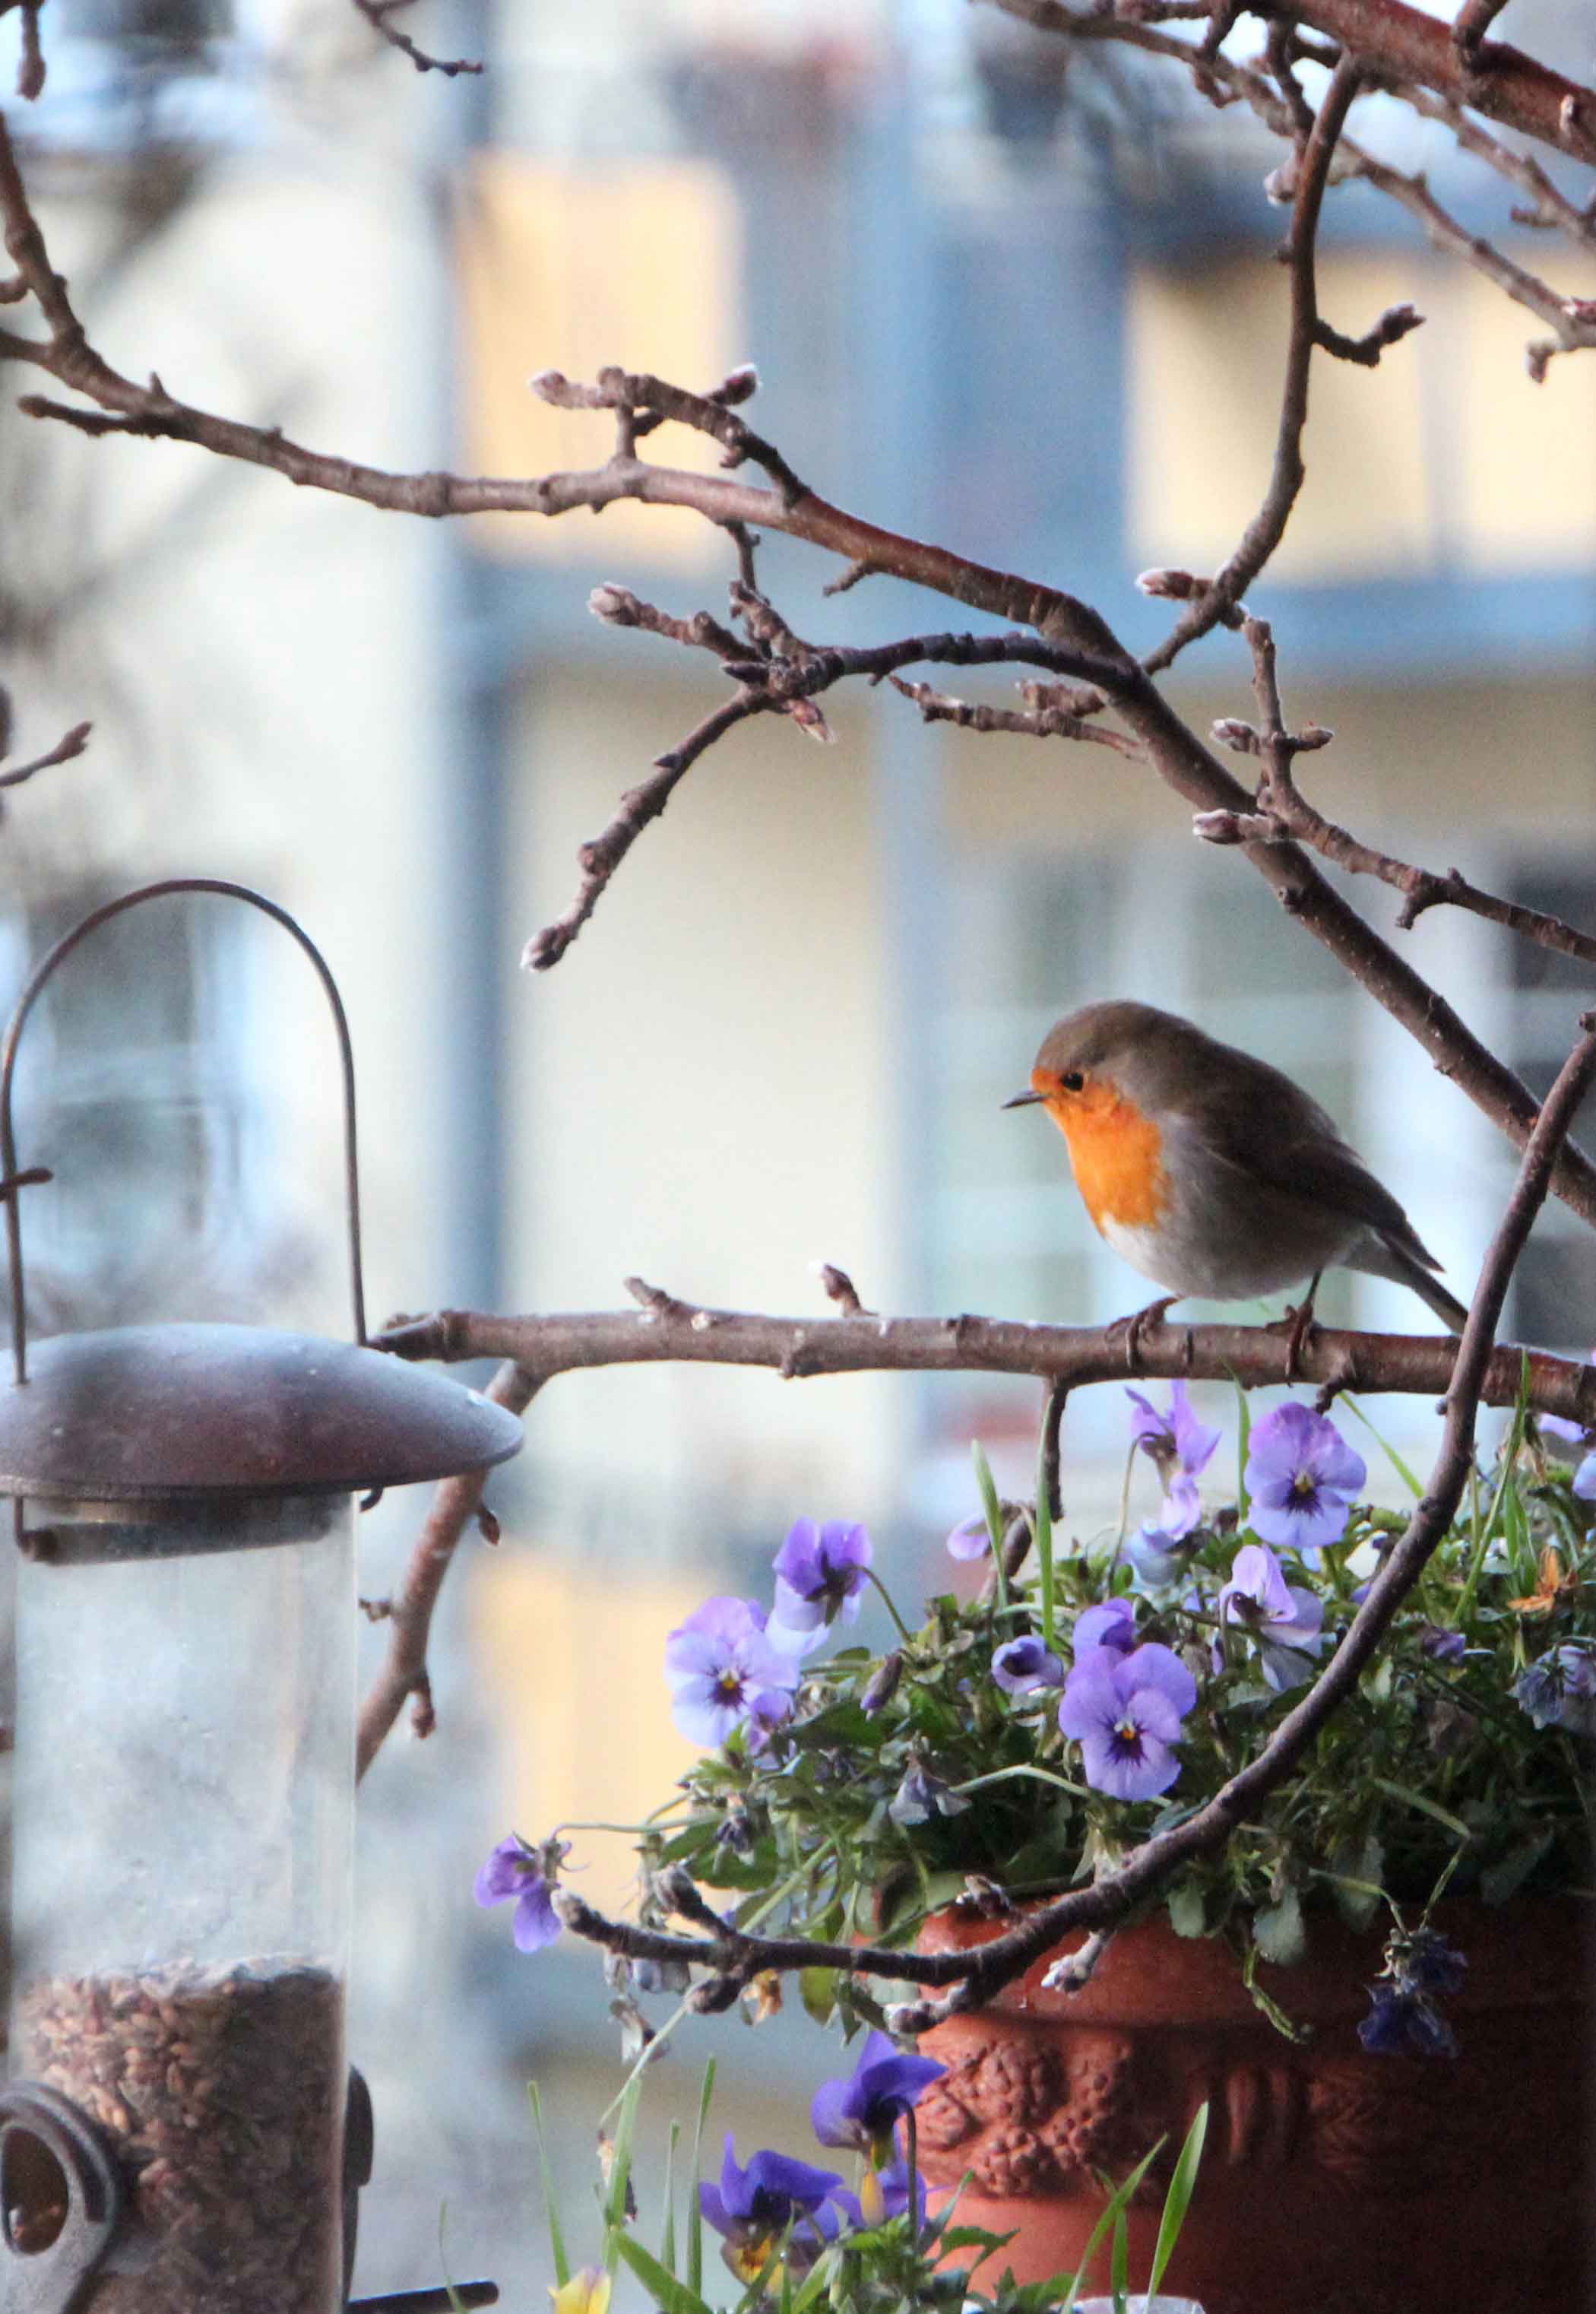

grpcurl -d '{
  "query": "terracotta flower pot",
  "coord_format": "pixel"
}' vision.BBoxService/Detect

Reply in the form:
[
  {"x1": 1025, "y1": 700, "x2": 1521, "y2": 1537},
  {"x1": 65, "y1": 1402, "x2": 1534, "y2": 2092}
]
[{"x1": 914, "y1": 1900, "x2": 1593, "y2": 2314}]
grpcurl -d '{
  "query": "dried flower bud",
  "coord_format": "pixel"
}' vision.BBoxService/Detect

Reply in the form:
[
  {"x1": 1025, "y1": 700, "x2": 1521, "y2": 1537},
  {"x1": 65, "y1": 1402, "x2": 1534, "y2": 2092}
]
[{"x1": 861, "y1": 1652, "x2": 904, "y2": 1716}]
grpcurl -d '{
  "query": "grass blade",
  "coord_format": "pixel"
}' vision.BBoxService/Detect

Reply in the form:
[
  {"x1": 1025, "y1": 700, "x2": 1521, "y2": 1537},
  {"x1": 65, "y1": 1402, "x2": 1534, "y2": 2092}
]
[
  {"x1": 687, "y1": 2060, "x2": 716, "y2": 2301},
  {"x1": 527, "y1": 2081, "x2": 571, "y2": 2289},
  {"x1": 1146, "y1": 2101, "x2": 1208, "y2": 2293}
]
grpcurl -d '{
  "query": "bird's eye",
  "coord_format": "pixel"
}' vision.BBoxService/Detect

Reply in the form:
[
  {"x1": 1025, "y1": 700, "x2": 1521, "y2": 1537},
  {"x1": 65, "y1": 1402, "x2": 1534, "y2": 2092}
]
[{"x1": 1061, "y1": 1070, "x2": 1085, "y2": 1093}]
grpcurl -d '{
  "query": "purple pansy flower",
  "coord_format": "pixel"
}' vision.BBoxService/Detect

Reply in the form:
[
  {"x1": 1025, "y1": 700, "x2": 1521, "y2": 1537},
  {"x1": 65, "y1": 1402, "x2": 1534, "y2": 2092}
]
[
  {"x1": 945, "y1": 1513, "x2": 993, "y2": 1562},
  {"x1": 992, "y1": 1636, "x2": 1066, "y2": 1694},
  {"x1": 1058, "y1": 1641, "x2": 1198, "y2": 1801},
  {"x1": 1358, "y1": 1929, "x2": 1466, "y2": 2058},
  {"x1": 771, "y1": 1519, "x2": 873, "y2": 1648},
  {"x1": 810, "y1": 2027, "x2": 946, "y2": 2152},
  {"x1": 474, "y1": 1834, "x2": 568, "y2": 1953},
  {"x1": 699, "y1": 2137, "x2": 844, "y2": 2278},
  {"x1": 1575, "y1": 1453, "x2": 1596, "y2": 1503},
  {"x1": 1126, "y1": 1380, "x2": 1221, "y2": 1539},
  {"x1": 1538, "y1": 1414, "x2": 1588, "y2": 1446},
  {"x1": 1420, "y1": 1624, "x2": 1466, "y2": 1664},
  {"x1": 1514, "y1": 1644, "x2": 1596, "y2": 1736},
  {"x1": 1072, "y1": 1596, "x2": 1137, "y2": 1656},
  {"x1": 1215, "y1": 1542, "x2": 1326, "y2": 1691},
  {"x1": 1126, "y1": 1523, "x2": 1199, "y2": 1592},
  {"x1": 1244, "y1": 1401, "x2": 1366, "y2": 1557},
  {"x1": 664, "y1": 1597, "x2": 802, "y2": 1748},
  {"x1": 888, "y1": 1758, "x2": 971, "y2": 1825}
]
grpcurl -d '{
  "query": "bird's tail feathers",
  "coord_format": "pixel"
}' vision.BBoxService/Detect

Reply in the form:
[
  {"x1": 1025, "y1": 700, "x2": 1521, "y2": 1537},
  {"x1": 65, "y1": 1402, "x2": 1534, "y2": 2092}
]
[{"x1": 1356, "y1": 1232, "x2": 1471, "y2": 1333}]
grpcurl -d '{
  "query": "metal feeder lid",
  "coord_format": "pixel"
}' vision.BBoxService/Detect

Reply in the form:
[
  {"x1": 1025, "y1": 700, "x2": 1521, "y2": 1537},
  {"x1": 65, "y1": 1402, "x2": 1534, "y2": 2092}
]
[{"x1": 0, "y1": 1323, "x2": 522, "y2": 1503}]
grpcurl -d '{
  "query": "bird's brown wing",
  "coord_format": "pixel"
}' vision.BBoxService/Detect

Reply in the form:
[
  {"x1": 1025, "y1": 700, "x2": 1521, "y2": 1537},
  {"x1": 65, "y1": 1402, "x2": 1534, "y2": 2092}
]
[{"x1": 1176, "y1": 1054, "x2": 1444, "y2": 1272}]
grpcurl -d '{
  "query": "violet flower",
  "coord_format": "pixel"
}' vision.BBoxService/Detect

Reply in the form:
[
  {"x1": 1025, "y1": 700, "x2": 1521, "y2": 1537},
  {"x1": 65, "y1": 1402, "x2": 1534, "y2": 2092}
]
[
  {"x1": 945, "y1": 1513, "x2": 993, "y2": 1562},
  {"x1": 1125, "y1": 1523, "x2": 1199, "y2": 1592},
  {"x1": 771, "y1": 1519, "x2": 872, "y2": 1648},
  {"x1": 1514, "y1": 1644, "x2": 1596, "y2": 1736},
  {"x1": 810, "y1": 2027, "x2": 945, "y2": 2153},
  {"x1": 1126, "y1": 1379, "x2": 1221, "y2": 1539},
  {"x1": 1058, "y1": 1642, "x2": 1198, "y2": 1801},
  {"x1": 1358, "y1": 1929, "x2": 1466, "y2": 2058},
  {"x1": 1215, "y1": 1542, "x2": 1326, "y2": 1691},
  {"x1": 699, "y1": 2136, "x2": 844, "y2": 2281},
  {"x1": 664, "y1": 1597, "x2": 802, "y2": 1748},
  {"x1": 992, "y1": 1635, "x2": 1066, "y2": 1694},
  {"x1": 474, "y1": 1834, "x2": 567, "y2": 1953},
  {"x1": 1072, "y1": 1596, "x2": 1136, "y2": 1656},
  {"x1": 1244, "y1": 1400, "x2": 1366, "y2": 1557},
  {"x1": 888, "y1": 1758, "x2": 971, "y2": 1825}
]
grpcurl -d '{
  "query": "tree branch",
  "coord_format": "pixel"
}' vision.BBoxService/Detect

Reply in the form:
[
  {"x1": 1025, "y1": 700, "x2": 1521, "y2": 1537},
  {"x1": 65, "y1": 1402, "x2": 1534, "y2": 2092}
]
[
  {"x1": 1199, "y1": 623, "x2": 1596, "y2": 968},
  {"x1": 981, "y1": 0, "x2": 1596, "y2": 165},
  {"x1": 356, "y1": 1361, "x2": 543, "y2": 1780},
  {"x1": 347, "y1": 0, "x2": 483, "y2": 76},
  {"x1": 4, "y1": 119, "x2": 1592, "y2": 1222},
  {"x1": 374, "y1": 1298, "x2": 1596, "y2": 1425}
]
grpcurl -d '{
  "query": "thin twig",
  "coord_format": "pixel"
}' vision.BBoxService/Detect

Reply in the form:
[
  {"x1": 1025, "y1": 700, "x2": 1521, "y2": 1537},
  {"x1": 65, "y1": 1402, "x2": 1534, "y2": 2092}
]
[
  {"x1": 0, "y1": 718, "x2": 90, "y2": 789},
  {"x1": 356, "y1": 1362, "x2": 540, "y2": 1780},
  {"x1": 1199, "y1": 625, "x2": 1596, "y2": 968},
  {"x1": 888, "y1": 675, "x2": 1145, "y2": 756},
  {"x1": 347, "y1": 0, "x2": 483, "y2": 75},
  {"x1": 1145, "y1": 55, "x2": 1376, "y2": 673}
]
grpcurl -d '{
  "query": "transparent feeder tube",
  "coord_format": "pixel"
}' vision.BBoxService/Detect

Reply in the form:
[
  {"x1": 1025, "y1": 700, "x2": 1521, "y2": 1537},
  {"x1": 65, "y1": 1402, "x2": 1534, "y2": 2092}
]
[{"x1": 9, "y1": 1492, "x2": 355, "y2": 2314}]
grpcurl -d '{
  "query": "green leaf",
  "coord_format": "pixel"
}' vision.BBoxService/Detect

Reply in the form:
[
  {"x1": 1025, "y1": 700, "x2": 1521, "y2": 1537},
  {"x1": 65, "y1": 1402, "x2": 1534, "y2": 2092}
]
[
  {"x1": 604, "y1": 2068, "x2": 643, "y2": 2246},
  {"x1": 527, "y1": 2081, "x2": 571, "y2": 2290},
  {"x1": 687, "y1": 2061, "x2": 715, "y2": 2300},
  {"x1": 1167, "y1": 1881, "x2": 1207, "y2": 1938},
  {"x1": 1329, "y1": 1835, "x2": 1385, "y2": 1932},
  {"x1": 1034, "y1": 1420, "x2": 1056, "y2": 1650},
  {"x1": 1370, "y1": 1776, "x2": 1474, "y2": 1840},
  {"x1": 661, "y1": 2121, "x2": 679, "y2": 2275},
  {"x1": 973, "y1": 1439, "x2": 1009, "y2": 1611},
  {"x1": 616, "y1": 2230, "x2": 717, "y2": 2314},
  {"x1": 799, "y1": 1967, "x2": 837, "y2": 2026},
  {"x1": 1480, "y1": 1830, "x2": 1555, "y2": 1906},
  {"x1": 1147, "y1": 2102, "x2": 1209, "y2": 2295},
  {"x1": 1341, "y1": 1396, "x2": 1423, "y2": 1499},
  {"x1": 1252, "y1": 1887, "x2": 1306, "y2": 1967}
]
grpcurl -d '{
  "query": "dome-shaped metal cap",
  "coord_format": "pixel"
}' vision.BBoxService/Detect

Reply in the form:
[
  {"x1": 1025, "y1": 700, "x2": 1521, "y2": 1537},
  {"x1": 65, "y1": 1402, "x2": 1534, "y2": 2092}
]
[{"x1": 0, "y1": 1323, "x2": 523, "y2": 1503}]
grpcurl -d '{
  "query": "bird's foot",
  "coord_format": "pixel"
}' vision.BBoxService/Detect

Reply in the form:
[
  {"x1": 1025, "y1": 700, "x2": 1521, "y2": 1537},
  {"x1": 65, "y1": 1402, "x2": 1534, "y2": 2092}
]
[
  {"x1": 1268, "y1": 1282, "x2": 1321, "y2": 1381},
  {"x1": 1107, "y1": 1294, "x2": 1182, "y2": 1372}
]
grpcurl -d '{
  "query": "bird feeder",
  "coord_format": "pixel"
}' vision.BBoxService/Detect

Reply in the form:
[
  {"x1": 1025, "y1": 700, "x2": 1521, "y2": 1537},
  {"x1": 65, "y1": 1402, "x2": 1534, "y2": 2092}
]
[{"x1": 0, "y1": 880, "x2": 523, "y2": 2314}]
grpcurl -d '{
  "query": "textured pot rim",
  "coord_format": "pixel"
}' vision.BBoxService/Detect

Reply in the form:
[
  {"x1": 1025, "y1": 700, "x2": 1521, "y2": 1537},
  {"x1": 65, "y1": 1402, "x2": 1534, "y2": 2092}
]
[{"x1": 916, "y1": 1891, "x2": 1594, "y2": 2026}]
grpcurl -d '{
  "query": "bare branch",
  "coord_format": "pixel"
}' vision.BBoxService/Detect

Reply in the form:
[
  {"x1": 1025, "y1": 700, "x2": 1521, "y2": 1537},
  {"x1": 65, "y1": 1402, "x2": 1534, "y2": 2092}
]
[
  {"x1": 1452, "y1": 0, "x2": 1511, "y2": 68},
  {"x1": 981, "y1": 0, "x2": 1596, "y2": 164},
  {"x1": 374, "y1": 1296, "x2": 1596, "y2": 1428},
  {"x1": 888, "y1": 675, "x2": 1145, "y2": 756},
  {"x1": 347, "y1": 0, "x2": 483, "y2": 76},
  {"x1": 1145, "y1": 55, "x2": 1378, "y2": 671},
  {"x1": 521, "y1": 692, "x2": 771, "y2": 974},
  {"x1": 1199, "y1": 623, "x2": 1596, "y2": 970},
  {"x1": 0, "y1": 716, "x2": 90, "y2": 790},
  {"x1": 356, "y1": 1362, "x2": 540, "y2": 1781}
]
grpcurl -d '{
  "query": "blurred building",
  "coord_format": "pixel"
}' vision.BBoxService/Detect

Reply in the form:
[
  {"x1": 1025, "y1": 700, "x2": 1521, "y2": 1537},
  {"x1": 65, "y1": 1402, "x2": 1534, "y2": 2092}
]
[{"x1": 0, "y1": 0, "x2": 1592, "y2": 2300}]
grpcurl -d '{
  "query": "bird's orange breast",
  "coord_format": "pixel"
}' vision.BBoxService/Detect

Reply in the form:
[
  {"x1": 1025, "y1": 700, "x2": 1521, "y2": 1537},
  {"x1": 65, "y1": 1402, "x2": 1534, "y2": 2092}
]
[{"x1": 1041, "y1": 1080, "x2": 1170, "y2": 1234}]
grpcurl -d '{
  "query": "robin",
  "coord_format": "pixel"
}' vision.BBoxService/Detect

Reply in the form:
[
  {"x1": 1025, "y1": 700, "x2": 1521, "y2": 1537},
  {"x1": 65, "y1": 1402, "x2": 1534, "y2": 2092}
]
[{"x1": 1004, "y1": 1000, "x2": 1470, "y2": 1334}]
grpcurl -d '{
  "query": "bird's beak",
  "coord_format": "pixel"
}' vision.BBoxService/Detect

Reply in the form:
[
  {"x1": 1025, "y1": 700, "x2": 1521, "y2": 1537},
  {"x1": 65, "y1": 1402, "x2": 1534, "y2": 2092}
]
[{"x1": 1002, "y1": 1089, "x2": 1044, "y2": 1110}]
